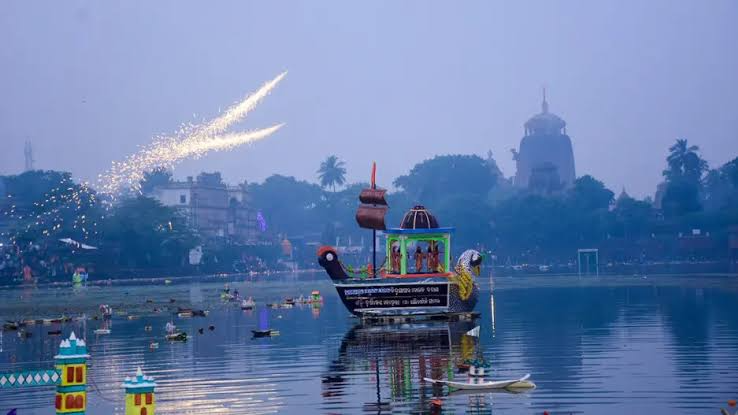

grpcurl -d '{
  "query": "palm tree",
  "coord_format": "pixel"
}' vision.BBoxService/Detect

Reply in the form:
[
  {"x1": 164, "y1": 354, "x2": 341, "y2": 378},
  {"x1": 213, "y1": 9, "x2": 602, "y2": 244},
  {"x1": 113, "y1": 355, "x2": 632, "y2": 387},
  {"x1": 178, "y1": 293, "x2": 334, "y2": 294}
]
[
  {"x1": 317, "y1": 155, "x2": 347, "y2": 192},
  {"x1": 663, "y1": 138, "x2": 708, "y2": 183}
]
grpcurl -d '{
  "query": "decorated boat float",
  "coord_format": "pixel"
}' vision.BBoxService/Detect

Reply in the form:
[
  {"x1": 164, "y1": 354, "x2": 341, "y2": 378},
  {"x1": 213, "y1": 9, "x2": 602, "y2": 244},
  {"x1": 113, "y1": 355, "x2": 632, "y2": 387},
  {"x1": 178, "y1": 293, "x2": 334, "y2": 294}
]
[{"x1": 318, "y1": 164, "x2": 483, "y2": 318}]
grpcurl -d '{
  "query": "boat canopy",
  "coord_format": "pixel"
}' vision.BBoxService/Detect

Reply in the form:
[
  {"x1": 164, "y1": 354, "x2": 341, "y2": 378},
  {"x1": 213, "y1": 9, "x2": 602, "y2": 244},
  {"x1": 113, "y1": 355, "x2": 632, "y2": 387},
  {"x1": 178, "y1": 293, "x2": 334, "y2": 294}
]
[{"x1": 384, "y1": 227, "x2": 454, "y2": 277}]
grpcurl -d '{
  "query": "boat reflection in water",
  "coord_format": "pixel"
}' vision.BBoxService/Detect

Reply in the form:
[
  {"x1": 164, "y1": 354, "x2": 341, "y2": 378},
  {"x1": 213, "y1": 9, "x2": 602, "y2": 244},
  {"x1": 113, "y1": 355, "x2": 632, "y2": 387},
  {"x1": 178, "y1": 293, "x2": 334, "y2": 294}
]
[{"x1": 322, "y1": 319, "x2": 505, "y2": 414}]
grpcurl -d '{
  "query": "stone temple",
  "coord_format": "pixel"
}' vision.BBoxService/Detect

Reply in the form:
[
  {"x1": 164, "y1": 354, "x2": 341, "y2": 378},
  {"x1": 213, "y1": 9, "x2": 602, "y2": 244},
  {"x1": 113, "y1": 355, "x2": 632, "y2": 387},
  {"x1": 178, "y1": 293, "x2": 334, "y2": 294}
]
[{"x1": 512, "y1": 91, "x2": 576, "y2": 191}]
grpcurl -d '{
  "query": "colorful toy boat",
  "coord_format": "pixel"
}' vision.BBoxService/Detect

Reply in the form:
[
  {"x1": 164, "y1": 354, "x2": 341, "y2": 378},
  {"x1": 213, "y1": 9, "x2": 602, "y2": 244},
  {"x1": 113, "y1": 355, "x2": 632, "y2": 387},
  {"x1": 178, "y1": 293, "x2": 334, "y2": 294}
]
[
  {"x1": 241, "y1": 297, "x2": 256, "y2": 310},
  {"x1": 317, "y1": 164, "x2": 482, "y2": 317}
]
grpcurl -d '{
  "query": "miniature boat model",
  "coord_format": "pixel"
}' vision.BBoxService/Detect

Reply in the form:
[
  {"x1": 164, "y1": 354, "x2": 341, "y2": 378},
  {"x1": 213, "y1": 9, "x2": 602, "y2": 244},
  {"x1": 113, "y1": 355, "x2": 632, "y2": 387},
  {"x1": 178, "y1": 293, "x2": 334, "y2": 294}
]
[
  {"x1": 251, "y1": 329, "x2": 280, "y2": 338},
  {"x1": 318, "y1": 165, "x2": 483, "y2": 317},
  {"x1": 309, "y1": 290, "x2": 323, "y2": 304},
  {"x1": 318, "y1": 206, "x2": 482, "y2": 317},
  {"x1": 423, "y1": 373, "x2": 535, "y2": 391},
  {"x1": 99, "y1": 304, "x2": 113, "y2": 319},
  {"x1": 241, "y1": 297, "x2": 256, "y2": 310},
  {"x1": 176, "y1": 307, "x2": 206, "y2": 318},
  {"x1": 165, "y1": 332, "x2": 187, "y2": 341},
  {"x1": 3, "y1": 322, "x2": 20, "y2": 330}
]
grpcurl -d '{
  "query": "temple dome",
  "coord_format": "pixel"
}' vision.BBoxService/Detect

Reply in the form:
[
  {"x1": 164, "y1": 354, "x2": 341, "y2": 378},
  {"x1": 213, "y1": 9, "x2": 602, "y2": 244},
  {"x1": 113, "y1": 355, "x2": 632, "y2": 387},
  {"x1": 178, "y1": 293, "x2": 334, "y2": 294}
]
[
  {"x1": 400, "y1": 205, "x2": 439, "y2": 229},
  {"x1": 513, "y1": 89, "x2": 576, "y2": 189},
  {"x1": 524, "y1": 93, "x2": 566, "y2": 135}
]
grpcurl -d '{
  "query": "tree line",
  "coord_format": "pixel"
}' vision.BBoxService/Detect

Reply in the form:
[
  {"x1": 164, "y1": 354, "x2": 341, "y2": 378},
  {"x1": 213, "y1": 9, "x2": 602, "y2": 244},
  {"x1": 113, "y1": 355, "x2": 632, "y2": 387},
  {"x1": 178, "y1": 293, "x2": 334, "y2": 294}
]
[
  {"x1": 0, "y1": 138, "x2": 736, "y2": 281},
  {"x1": 254, "y1": 138, "x2": 738, "y2": 265}
]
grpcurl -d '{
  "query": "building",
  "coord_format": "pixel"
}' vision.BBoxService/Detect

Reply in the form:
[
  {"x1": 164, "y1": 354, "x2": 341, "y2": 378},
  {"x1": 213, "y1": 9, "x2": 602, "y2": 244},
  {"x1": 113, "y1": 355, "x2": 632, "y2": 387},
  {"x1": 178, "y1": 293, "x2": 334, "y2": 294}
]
[
  {"x1": 512, "y1": 91, "x2": 576, "y2": 190},
  {"x1": 149, "y1": 173, "x2": 258, "y2": 242}
]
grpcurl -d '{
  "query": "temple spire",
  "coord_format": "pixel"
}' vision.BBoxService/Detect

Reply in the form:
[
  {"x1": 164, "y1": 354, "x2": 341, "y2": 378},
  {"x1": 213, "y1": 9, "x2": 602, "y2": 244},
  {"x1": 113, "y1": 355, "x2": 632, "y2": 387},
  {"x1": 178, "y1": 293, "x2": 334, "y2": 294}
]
[{"x1": 541, "y1": 87, "x2": 549, "y2": 114}]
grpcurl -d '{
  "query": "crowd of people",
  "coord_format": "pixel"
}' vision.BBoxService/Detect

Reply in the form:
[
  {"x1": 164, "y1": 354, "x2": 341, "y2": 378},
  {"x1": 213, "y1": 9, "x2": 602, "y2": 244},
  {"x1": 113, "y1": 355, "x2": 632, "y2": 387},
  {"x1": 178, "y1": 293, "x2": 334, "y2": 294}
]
[{"x1": 0, "y1": 243, "x2": 89, "y2": 283}]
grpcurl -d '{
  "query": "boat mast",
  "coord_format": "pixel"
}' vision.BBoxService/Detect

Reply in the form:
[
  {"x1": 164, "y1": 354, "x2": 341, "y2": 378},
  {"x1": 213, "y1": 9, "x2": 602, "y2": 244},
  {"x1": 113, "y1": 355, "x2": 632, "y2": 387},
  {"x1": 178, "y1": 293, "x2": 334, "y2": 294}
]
[
  {"x1": 355, "y1": 162, "x2": 388, "y2": 278},
  {"x1": 371, "y1": 163, "x2": 377, "y2": 278}
]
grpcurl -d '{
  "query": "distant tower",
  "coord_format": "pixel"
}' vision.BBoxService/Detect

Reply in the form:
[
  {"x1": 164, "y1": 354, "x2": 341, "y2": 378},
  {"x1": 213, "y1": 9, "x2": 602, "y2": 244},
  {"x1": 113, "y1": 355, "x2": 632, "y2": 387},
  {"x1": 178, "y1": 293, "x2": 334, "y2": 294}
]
[
  {"x1": 512, "y1": 89, "x2": 576, "y2": 190},
  {"x1": 24, "y1": 140, "x2": 35, "y2": 171},
  {"x1": 123, "y1": 367, "x2": 156, "y2": 415}
]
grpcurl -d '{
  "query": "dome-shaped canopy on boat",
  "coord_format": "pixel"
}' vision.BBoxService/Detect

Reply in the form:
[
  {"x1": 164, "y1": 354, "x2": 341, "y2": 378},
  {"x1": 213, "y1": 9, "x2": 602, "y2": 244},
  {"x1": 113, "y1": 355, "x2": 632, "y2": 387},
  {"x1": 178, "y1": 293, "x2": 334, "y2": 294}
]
[{"x1": 400, "y1": 205, "x2": 439, "y2": 229}]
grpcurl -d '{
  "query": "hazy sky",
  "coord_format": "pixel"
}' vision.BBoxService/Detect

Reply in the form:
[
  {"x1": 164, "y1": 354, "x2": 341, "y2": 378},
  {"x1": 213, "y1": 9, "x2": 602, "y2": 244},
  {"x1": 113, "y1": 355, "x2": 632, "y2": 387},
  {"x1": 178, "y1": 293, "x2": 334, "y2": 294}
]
[{"x1": 1, "y1": 0, "x2": 737, "y2": 198}]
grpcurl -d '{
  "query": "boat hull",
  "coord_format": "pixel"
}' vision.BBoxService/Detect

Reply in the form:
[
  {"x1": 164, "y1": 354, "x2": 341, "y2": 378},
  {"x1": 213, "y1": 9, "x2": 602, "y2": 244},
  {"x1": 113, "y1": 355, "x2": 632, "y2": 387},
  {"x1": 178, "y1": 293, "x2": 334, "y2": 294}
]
[
  {"x1": 423, "y1": 375, "x2": 536, "y2": 390},
  {"x1": 333, "y1": 279, "x2": 477, "y2": 316}
]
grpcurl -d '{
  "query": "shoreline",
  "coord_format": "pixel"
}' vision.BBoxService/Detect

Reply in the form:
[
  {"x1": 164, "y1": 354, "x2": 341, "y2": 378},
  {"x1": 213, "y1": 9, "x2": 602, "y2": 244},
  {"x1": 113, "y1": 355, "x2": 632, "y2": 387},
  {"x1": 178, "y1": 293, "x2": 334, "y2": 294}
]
[{"x1": 0, "y1": 268, "x2": 324, "y2": 290}]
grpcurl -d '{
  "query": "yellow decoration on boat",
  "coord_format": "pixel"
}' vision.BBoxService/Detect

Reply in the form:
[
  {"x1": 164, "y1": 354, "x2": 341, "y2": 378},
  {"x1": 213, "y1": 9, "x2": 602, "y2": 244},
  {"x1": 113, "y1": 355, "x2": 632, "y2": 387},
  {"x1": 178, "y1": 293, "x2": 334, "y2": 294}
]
[{"x1": 454, "y1": 264, "x2": 474, "y2": 301}]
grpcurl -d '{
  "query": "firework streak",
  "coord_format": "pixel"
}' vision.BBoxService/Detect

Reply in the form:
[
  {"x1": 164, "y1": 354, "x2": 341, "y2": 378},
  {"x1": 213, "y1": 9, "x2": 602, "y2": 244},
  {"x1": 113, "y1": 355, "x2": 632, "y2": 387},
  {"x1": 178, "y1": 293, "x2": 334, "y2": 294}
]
[{"x1": 99, "y1": 71, "x2": 287, "y2": 195}]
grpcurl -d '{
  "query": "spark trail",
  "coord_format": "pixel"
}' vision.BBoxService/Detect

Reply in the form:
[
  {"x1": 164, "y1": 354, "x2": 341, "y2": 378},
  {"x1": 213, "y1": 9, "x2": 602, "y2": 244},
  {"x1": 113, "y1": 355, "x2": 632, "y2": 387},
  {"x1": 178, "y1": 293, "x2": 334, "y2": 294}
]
[
  {"x1": 99, "y1": 71, "x2": 287, "y2": 195},
  {"x1": 175, "y1": 124, "x2": 284, "y2": 158}
]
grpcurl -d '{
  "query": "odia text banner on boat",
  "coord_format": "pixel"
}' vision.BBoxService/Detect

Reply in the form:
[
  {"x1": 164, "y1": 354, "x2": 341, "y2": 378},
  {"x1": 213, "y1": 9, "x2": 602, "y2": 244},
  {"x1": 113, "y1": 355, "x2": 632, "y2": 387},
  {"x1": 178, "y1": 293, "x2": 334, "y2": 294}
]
[{"x1": 335, "y1": 282, "x2": 449, "y2": 311}]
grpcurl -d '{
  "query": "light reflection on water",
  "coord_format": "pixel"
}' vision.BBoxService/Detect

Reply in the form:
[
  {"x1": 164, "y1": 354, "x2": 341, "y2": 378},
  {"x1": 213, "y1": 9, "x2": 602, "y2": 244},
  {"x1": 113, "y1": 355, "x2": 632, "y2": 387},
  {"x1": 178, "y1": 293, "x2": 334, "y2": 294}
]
[{"x1": 0, "y1": 273, "x2": 737, "y2": 414}]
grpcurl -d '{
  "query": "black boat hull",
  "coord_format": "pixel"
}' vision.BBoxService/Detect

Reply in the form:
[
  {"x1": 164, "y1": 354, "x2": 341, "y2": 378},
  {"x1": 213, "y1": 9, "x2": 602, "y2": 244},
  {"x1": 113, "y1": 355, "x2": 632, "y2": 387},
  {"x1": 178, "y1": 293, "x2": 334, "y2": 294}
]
[{"x1": 333, "y1": 279, "x2": 478, "y2": 316}]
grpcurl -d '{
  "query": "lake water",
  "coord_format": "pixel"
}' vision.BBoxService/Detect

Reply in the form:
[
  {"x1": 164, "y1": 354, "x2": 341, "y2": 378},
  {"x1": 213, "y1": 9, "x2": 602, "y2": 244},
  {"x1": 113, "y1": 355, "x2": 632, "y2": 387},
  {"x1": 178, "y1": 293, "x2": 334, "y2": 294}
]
[{"x1": 1, "y1": 273, "x2": 737, "y2": 414}]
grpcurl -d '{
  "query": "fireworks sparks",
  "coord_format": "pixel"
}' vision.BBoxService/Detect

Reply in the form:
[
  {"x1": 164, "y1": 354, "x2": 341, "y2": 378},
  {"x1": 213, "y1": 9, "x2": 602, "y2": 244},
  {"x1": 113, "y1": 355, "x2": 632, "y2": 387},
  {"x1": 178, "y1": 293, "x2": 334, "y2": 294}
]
[
  {"x1": 174, "y1": 125, "x2": 285, "y2": 158},
  {"x1": 1, "y1": 177, "x2": 99, "y2": 243},
  {"x1": 1, "y1": 72, "x2": 287, "y2": 248},
  {"x1": 99, "y1": 71, "x2": 287, "y2": 195}
]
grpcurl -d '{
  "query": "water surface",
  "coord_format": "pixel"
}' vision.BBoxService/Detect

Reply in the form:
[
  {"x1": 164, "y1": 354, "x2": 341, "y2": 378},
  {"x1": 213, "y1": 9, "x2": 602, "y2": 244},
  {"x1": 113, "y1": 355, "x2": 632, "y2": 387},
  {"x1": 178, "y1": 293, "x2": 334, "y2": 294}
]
[{"x1": 1, "y1": 273, "x2": 737, "y2": 414}]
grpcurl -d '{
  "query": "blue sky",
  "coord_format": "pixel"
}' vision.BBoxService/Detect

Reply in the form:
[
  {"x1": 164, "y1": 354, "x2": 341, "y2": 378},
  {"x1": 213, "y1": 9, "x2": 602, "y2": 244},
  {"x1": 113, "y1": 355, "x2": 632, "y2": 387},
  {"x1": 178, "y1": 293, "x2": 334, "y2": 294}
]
[{"x1": 1, "y1": 0, "x2": 737, "y2": 197}]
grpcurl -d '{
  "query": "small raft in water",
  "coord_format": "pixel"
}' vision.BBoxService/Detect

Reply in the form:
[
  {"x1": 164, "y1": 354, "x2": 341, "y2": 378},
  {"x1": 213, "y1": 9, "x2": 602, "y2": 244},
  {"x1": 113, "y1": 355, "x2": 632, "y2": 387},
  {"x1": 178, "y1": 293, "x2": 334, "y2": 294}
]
[
  {"x1": 251, "y1": 329, "x2": 279, "y2": 338},
  {"x1": 166, "y1": 332, "x2": 188, "y2": 342},
  {"x1": 423, "y1": 373, "x2": 535, "y2": 391}
]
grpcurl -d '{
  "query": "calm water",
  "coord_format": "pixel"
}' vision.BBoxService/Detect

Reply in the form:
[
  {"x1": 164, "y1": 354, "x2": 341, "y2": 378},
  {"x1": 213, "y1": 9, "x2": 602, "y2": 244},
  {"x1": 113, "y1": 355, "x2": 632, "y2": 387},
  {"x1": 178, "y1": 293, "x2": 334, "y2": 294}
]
[{"x1": 1, "y1": 273, "x2": 737, "y2": 414}]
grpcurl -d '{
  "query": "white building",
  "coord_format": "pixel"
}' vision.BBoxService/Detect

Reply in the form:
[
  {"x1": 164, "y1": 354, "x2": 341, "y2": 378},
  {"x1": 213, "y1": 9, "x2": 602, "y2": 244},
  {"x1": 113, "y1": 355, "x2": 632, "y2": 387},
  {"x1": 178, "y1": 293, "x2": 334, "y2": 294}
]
[{"x1": 150, "y1": 175, "x2": 257, "y2": 242}]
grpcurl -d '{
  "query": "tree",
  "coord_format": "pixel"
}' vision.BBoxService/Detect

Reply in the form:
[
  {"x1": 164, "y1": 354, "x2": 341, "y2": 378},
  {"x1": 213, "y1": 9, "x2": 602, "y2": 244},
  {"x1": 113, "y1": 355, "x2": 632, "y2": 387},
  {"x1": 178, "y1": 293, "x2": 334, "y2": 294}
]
[
  {"x1": 2, "y1": 170, "x2": 103, "y2": 244},
  {"x1": 611, "y1": 195, "x2": 656, "y2": 239},
  {"x1": 701, "y1": 157, "x2": 738, "y2": 225},
  {"x1": 661, "y1": 139, "x2": 708, "y2": 217},
  {"x1": 139, "y1": 168, "x2": 172, "y2": 195},
  {"x1": 247, "y1": 175, "x2": 325, "y2": 236},
  {"x1": 394, "y1": 155, "x2": 497, "y2": 206},
  {"x1": 490, "y1": 194, "x2": 575, "y2": 261},
  {"x1": 663, "y1": 139, "x2": 708, "y2": 184},
  {"x1": 317, "y1": 155, "x2": 347, "y2": 192},
  {"x1": 99, "y1": 196, "x2": 198, "y2": 269},
  {"x1": 567, "y1": 175, "x2": 614, "y2": 211}
]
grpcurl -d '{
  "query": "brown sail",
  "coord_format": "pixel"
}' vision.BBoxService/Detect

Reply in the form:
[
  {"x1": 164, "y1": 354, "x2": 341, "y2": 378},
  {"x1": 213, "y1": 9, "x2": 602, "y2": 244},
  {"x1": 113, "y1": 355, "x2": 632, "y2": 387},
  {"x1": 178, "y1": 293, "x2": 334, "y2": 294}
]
[
  {"x1": 355, "y1": 162, "x2": 388, "y2": 230},
  {"x1": 356, "y1": 205, "x2": 387, "y2": 230},
  {"x1": 359, "y1": 188, "x2": 387, "y2": 206}
]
